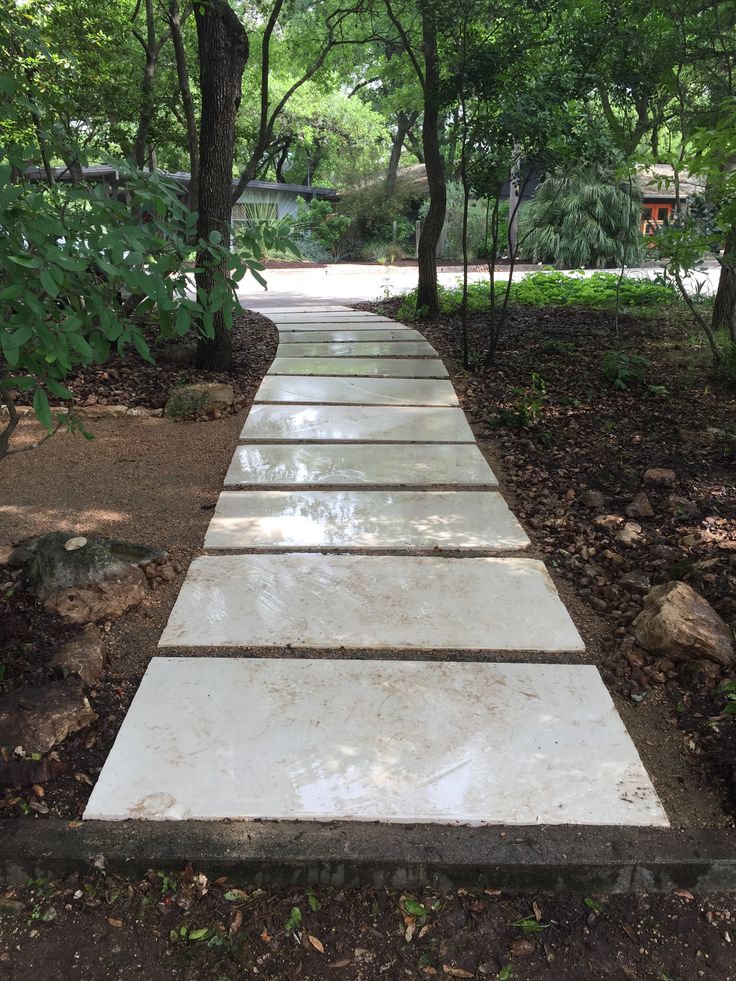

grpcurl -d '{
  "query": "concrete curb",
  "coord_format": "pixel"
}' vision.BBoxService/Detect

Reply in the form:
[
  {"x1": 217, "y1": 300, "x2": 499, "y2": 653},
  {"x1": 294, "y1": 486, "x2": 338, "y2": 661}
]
[{"x1": 2, "y1": 821, "x2": 735, "y2": 892}]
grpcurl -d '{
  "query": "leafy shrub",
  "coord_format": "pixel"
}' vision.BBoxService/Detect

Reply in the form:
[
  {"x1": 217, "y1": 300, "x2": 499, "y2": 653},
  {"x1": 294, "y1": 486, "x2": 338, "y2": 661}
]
[
  {"x1": 522, "y1": 166, "x2": 645, "y2": 269},
  {"x1": 295, "y1": 199, "x2": 351, "y2": 260},
  {"x1": 337, "y1": 182, "x2": 416, "y2": 249},
  {"x1": 395, "y1": 271, "x2": 678, "y2": 319},
  {"x1": 494, "y1": 372, "x2": 547, "y2": 427},
  {"x1": 368, "y1": 241, "x2": 405, "y2": 265},
  {"x1": 418, "y1": 182, "x2": 504, "y2": 261},
  {"x1": 600, "y1": 351, "x2": 652, "y2": 389}
]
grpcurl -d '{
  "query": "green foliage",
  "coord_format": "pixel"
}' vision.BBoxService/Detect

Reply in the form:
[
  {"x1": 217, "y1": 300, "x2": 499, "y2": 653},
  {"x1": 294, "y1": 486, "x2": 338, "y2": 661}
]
[
  {"x1": 522, "y1": 167, "x2": 644, "y2": 269},
  {"x1": 284, "y1": 906, "x2": 302, "y2": 932},
  {"x1": 600, "y1": 351, "x2": 651, "y2": 389},
  {"x1": 494, "y1": 372, "x2": 547, "y2": 428},
  {"x1": 233, "y1": 214, "x2": 302, "y2": 263},
  {"x1": 337, "y1": 182, "x2": 416, "y2": 252},
  {"x1": 418, "y1": 182, "x2": 502, "y2": 261},
  {"x1": 368, "y1": 241, "x2": 405, "y2": 265},
  {"x1": 397, "y1": 271, "x2": 677, "y2": 319},
  {"x1": 295, "y1": 199, "x2": 351, "y2": 260},
  {"x1": 718, "y1": 679, "x2": 736, "y2": 715}
]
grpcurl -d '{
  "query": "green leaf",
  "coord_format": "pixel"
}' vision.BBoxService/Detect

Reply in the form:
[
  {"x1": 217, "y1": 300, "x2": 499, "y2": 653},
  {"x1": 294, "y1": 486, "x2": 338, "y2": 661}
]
[
  {"x1": 187, "y1": 928, "x2": 209, "y2": 941},
  {"x1": 32, "y1": 388, "x2": 53, "y2": 431},
  {"x1": 498, "y1": 966, "x2": 513, "y2": 980},
  {"x1": 131, "y1": 331, "x2": 154, "y2": 364},
  {"x1": 403, "y1": 898, "x2": 427, "y2": 918},
  {"x1": 40, "y1": 268, "x2": 59, "y2": 299},
  {"x1": 285, "y1": 906, "x2": 302, "y2": 931}
]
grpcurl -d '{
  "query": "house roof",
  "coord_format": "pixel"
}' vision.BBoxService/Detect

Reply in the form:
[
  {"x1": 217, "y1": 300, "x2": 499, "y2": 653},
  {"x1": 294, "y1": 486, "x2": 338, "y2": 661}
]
[
  {"x1": 636, "y1": 164, "x2": 706, "y2": 201},
  {"x1": 165, "y1": 171, "x2": 337, "y2": 198},
  {"x1": 23, "y1": 164, "x2": 337, "y2": 198}
]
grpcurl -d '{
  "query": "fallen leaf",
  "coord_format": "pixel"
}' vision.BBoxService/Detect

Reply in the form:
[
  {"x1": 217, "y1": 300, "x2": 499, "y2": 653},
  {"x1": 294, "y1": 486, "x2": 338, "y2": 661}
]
[
  {"x1": 442, "y1": 966, "x2": 474, "y2": 978},
  {"x1": 329, "y1": 959, "x2": 352, "y2": 969},
  {"x1": 673, "y1": 889, "x2": 694, "y2": 901},
  {"x1": 483, "y1": 888, "x2": 502, "y2": 897},
  {"x1": 622, "y1": 924, "x2": 638, "y2": 942},
  {"x1": 419, "y1": 924, "x2": 431, "y2": 939},
  {"x1": 260, "y1": 928, "x2": 272, "y2": 943},
  {"x1": 31, "y1": 784, "x2": 44, "y2": 798},
  {"x1": 107, "y1": 917, "x2": 123, "y2": 928},
  {"x1": 308, "y1": 935, "x2": 325, "y2": 953},
  {"x1": 511, "y1": 938, "x2": 535, "y2": 958},
  {"x1": 405, "y1": 919, "x2": 416, "y2": 942},
  {"x1": 224, "y1": 888, "x2": 249, "y2": 902},
  {"x1": 74, "y1": 772, "x2": 93, "y2": 787},
  {"x1": 229, "y1": 909, "x2": 243, "y2": 936},
  {"x1": 532, "y1": 901, "x2": 543, "y2": 922}
]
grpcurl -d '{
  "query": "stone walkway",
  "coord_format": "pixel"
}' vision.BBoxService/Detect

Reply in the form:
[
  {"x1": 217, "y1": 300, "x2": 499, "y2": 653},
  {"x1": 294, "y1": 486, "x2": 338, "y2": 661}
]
[{"x1": 85, "y1": 307, "x2": 668, "y2": 827}]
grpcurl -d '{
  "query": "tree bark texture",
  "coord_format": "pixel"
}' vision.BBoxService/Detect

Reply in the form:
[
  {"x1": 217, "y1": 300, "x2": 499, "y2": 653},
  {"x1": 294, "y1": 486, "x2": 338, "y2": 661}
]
[
  {"x1": 416, "y1": 7, "x2": 446, "y2": 318},
  {"x1": 193, "y1": 0, "x2": 248, "y2": 372},
  {"x1": 713, "y1": 227, "x2": 736, "y2": 343},
  {"x1": 384, "y1": 110, "x2": 417, "y2": 198}
]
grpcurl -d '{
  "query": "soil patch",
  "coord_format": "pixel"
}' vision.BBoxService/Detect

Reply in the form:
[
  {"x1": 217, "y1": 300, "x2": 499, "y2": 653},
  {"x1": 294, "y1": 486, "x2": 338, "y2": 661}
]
[{"x1": 1, "y1": 870, "x2": 735, "y2": 980}]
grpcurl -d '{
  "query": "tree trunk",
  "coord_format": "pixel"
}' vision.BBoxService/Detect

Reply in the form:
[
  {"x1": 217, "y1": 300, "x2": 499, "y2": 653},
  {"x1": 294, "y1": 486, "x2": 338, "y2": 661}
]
[
  {"x1": 193, "y1": 0, "x2": 248, "y2": 372},
  {"x1": 713, "y1": 227, "x2": 736, "y2": 342},
  {"x1": 169, "y1": 0, "x2": 199, "y2": 210},
  {"x1": 416, "y1": 8, "x2": 445, "y2": 318},
  {"x1": 384, "y1": 110, "x2": 417, "y2": 198}
]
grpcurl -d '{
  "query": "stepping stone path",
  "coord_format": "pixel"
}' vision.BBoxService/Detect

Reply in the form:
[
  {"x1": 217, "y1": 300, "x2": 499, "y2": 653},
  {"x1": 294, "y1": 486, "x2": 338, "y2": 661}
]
[{"x1": 86, "y1": 307, "x2": 668, "y2": 829}]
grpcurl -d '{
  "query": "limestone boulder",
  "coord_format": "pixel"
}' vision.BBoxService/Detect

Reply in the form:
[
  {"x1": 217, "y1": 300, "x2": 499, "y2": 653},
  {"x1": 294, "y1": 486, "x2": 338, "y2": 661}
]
[
  {"x1": 0, "y1": 678, "x2": 97, "y2": 754},
  {"x1": 164, "y1": 382, "x2": 234, "y2": 418},
  {"x1": 633, "y1": 581, "x2": 735, "y2": 667},
  {"x1": 50, "y1": 625, "x2": 105, "y2": 686},
  {"x1": 11, "y1": 533, "x2": 164, "y2": 624}
]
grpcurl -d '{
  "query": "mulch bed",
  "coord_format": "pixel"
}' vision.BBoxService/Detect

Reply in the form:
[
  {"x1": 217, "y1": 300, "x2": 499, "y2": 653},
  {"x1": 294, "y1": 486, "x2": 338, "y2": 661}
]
[
  {"x1": 10, "y1": 311, "x2": 276, "y2": 411},
  {"x1": 363, "y1": 297, "x2": 736, "y2": 820},
  {"x1": 1, "y1": 869, "x2": 736, "y2": 980}
]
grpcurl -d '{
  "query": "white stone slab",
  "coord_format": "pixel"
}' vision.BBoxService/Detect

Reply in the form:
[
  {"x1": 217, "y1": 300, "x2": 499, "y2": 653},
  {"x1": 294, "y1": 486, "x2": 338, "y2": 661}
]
[
  {"x1": 271, "y1": 320, "x2": 400, "y2": 330},
  {"x1": 277, "y1": 341, "x2": 436, "y2": 357},
  {"x1": 270, "y1": 312, "x2": 394, "y2": 323},
  {"x1": 205, "y1": 490, "x2": 528, "y2": 550},
  {"x1": 84, "y1": 658, "x2": 668, "y2": 826},
  {"x1": 240, "y1": 405, "x2": 475, "y2": 442},
  {"x1": 254, "y1": 376, "x2": 458, "y2": 406},
  {"x1": 279, "y1": 330, "x2": 425, "y2": 343},
  {"x1": 224, "y1": 443, "x2": 498, "y2": 486},
  {"x1": 158, "y1": 554, "x2": 584, "y2": 652},
  {"x1": 267, "y1": 357, "x2": 448, "y2": 379}
]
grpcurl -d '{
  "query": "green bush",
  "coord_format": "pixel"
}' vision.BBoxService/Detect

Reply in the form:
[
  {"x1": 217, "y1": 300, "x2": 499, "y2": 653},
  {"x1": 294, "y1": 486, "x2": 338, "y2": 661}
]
[
  {"x1": 397, "y1": 271, "x2": 678, "y2": 319},
  {"x1": 418, "y1": 182, "x2": 505, "y2": 261},
  {"x1": 522, "y1": 167, "x2": 645, "y2": 269},
  {"x1": 600, "y1": 351, "x2": 652, "y2": 389}
]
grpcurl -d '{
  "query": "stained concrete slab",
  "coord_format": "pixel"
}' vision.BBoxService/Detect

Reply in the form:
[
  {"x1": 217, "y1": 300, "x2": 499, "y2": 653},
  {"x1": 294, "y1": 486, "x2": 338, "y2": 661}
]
[
  {"x1": 240, "y1": 405, "x2": 475, "y2": 442},
  {"x1": 270, "y1": 321, "x2": 401, "y2": 331},
  {"x1": 84, "y1": 658, "x2": 667, "y2": 826},
  {"x1": 224, "y1": 443, "x2": 499, "y2": 487},
  {"x1": 270, "y1": 313, "x2": 394, "y2": 323},
  {"x1": 279, "y1": 330, "x2": 425, "y2": 343},
  {"x1": 267, "y1": 357, "x2": 448, "y2": 378},
  {"x1": 277, "y1": 341, "x2": 436, "y2": 356},
  {"x1": 204, "y1": 490, "x2": 528, "y2": 551},
  {"x1": 254, "y1": 376, "x2": 458, "y2": 406},
  {"x1": 158, "y1": 554, "x2": 585, "y2": 652}
]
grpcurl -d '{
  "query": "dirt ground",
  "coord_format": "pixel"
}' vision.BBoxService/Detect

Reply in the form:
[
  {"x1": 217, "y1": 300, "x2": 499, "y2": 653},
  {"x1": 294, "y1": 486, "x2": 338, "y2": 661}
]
[{"x1": 1, "y1": 870, "x2": 736, "y2": 981}]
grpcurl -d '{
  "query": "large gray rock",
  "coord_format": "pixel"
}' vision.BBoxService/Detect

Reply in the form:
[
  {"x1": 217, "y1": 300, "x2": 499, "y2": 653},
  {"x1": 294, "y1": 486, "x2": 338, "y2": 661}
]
[
  {"x1": 633, "y1": 581, "x2": 735, "y2": 667},
  {"x1": 164, "y1": 382, "x2": 234, "y2": 418},
  {"x1": 0, "y1": 679, "x2": 97, "y2": 754},
  {"x1": 49, "y1": 625, "x2": 105, "y2": 686},
  {"x1": 11, "y1": 533, "x2": 163, "y2": 624}
]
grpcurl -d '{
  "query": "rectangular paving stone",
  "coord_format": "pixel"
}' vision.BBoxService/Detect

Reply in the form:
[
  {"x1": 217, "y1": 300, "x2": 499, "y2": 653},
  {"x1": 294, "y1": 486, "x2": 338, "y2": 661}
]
[
  {"x1": 204, "y1": 490, "x2": 528, "y2": 551},
  {"x1": 277, "y1": 341, "x2": 436, "y2": 357},
  {"x1": 270, "y1": 321, "x2": 400, "y2": 331},
  {"x1": 158, "y1": 554, "x2": 585, "y2": 652},
  {"x1": 84, "y1": 657, "x2": 668, "y2": 826},
  {"x1": 240, "y1": 405, "x2": 475, "y2": 442},
  {"x1": 224, "y1": 443, "x2": 498, "y2": 486},
  {"x1": 270, "y1": 312, "x2": 394, "y2": 323},
  {"x1": 267, "y1": 357, "x2": 448, "y2": 378},
  {"x1": 279, "y1": 329, "x2": 425, "y2": 343},
  {"x1": 254, "y1": 376, "x2": 458, "y2": 406}
]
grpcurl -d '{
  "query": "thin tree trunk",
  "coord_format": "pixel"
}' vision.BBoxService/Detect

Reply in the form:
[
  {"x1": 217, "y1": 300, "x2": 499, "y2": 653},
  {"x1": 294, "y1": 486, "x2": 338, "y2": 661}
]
[
  {"x1": 416, "y1": 6, "x2": 445, "y2": 318},
  {"x1": 713, "y1": 227, "x2": 736, "y2": 341},
  {"x1": 385, "y1": 111, "x2": 417, "y2": 198},
  {"x1": 193, "y1": 0, "x2": 248, "y2": 372},
  {"x1": 169, "y1": 0, "x2": 199, "y2": 210},
  {"x1": 132, "y1": 0, "x2": 168, "y2": 169},
  {"x1": 0, "y1": 375, "x2": 19, "y2": 462}
]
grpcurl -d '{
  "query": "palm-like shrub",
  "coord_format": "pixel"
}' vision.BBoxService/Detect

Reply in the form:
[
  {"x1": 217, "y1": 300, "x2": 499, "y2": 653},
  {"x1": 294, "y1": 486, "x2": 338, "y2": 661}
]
[{"x1": 521, "y1": 168, "x2": 644, "y2": 269}]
